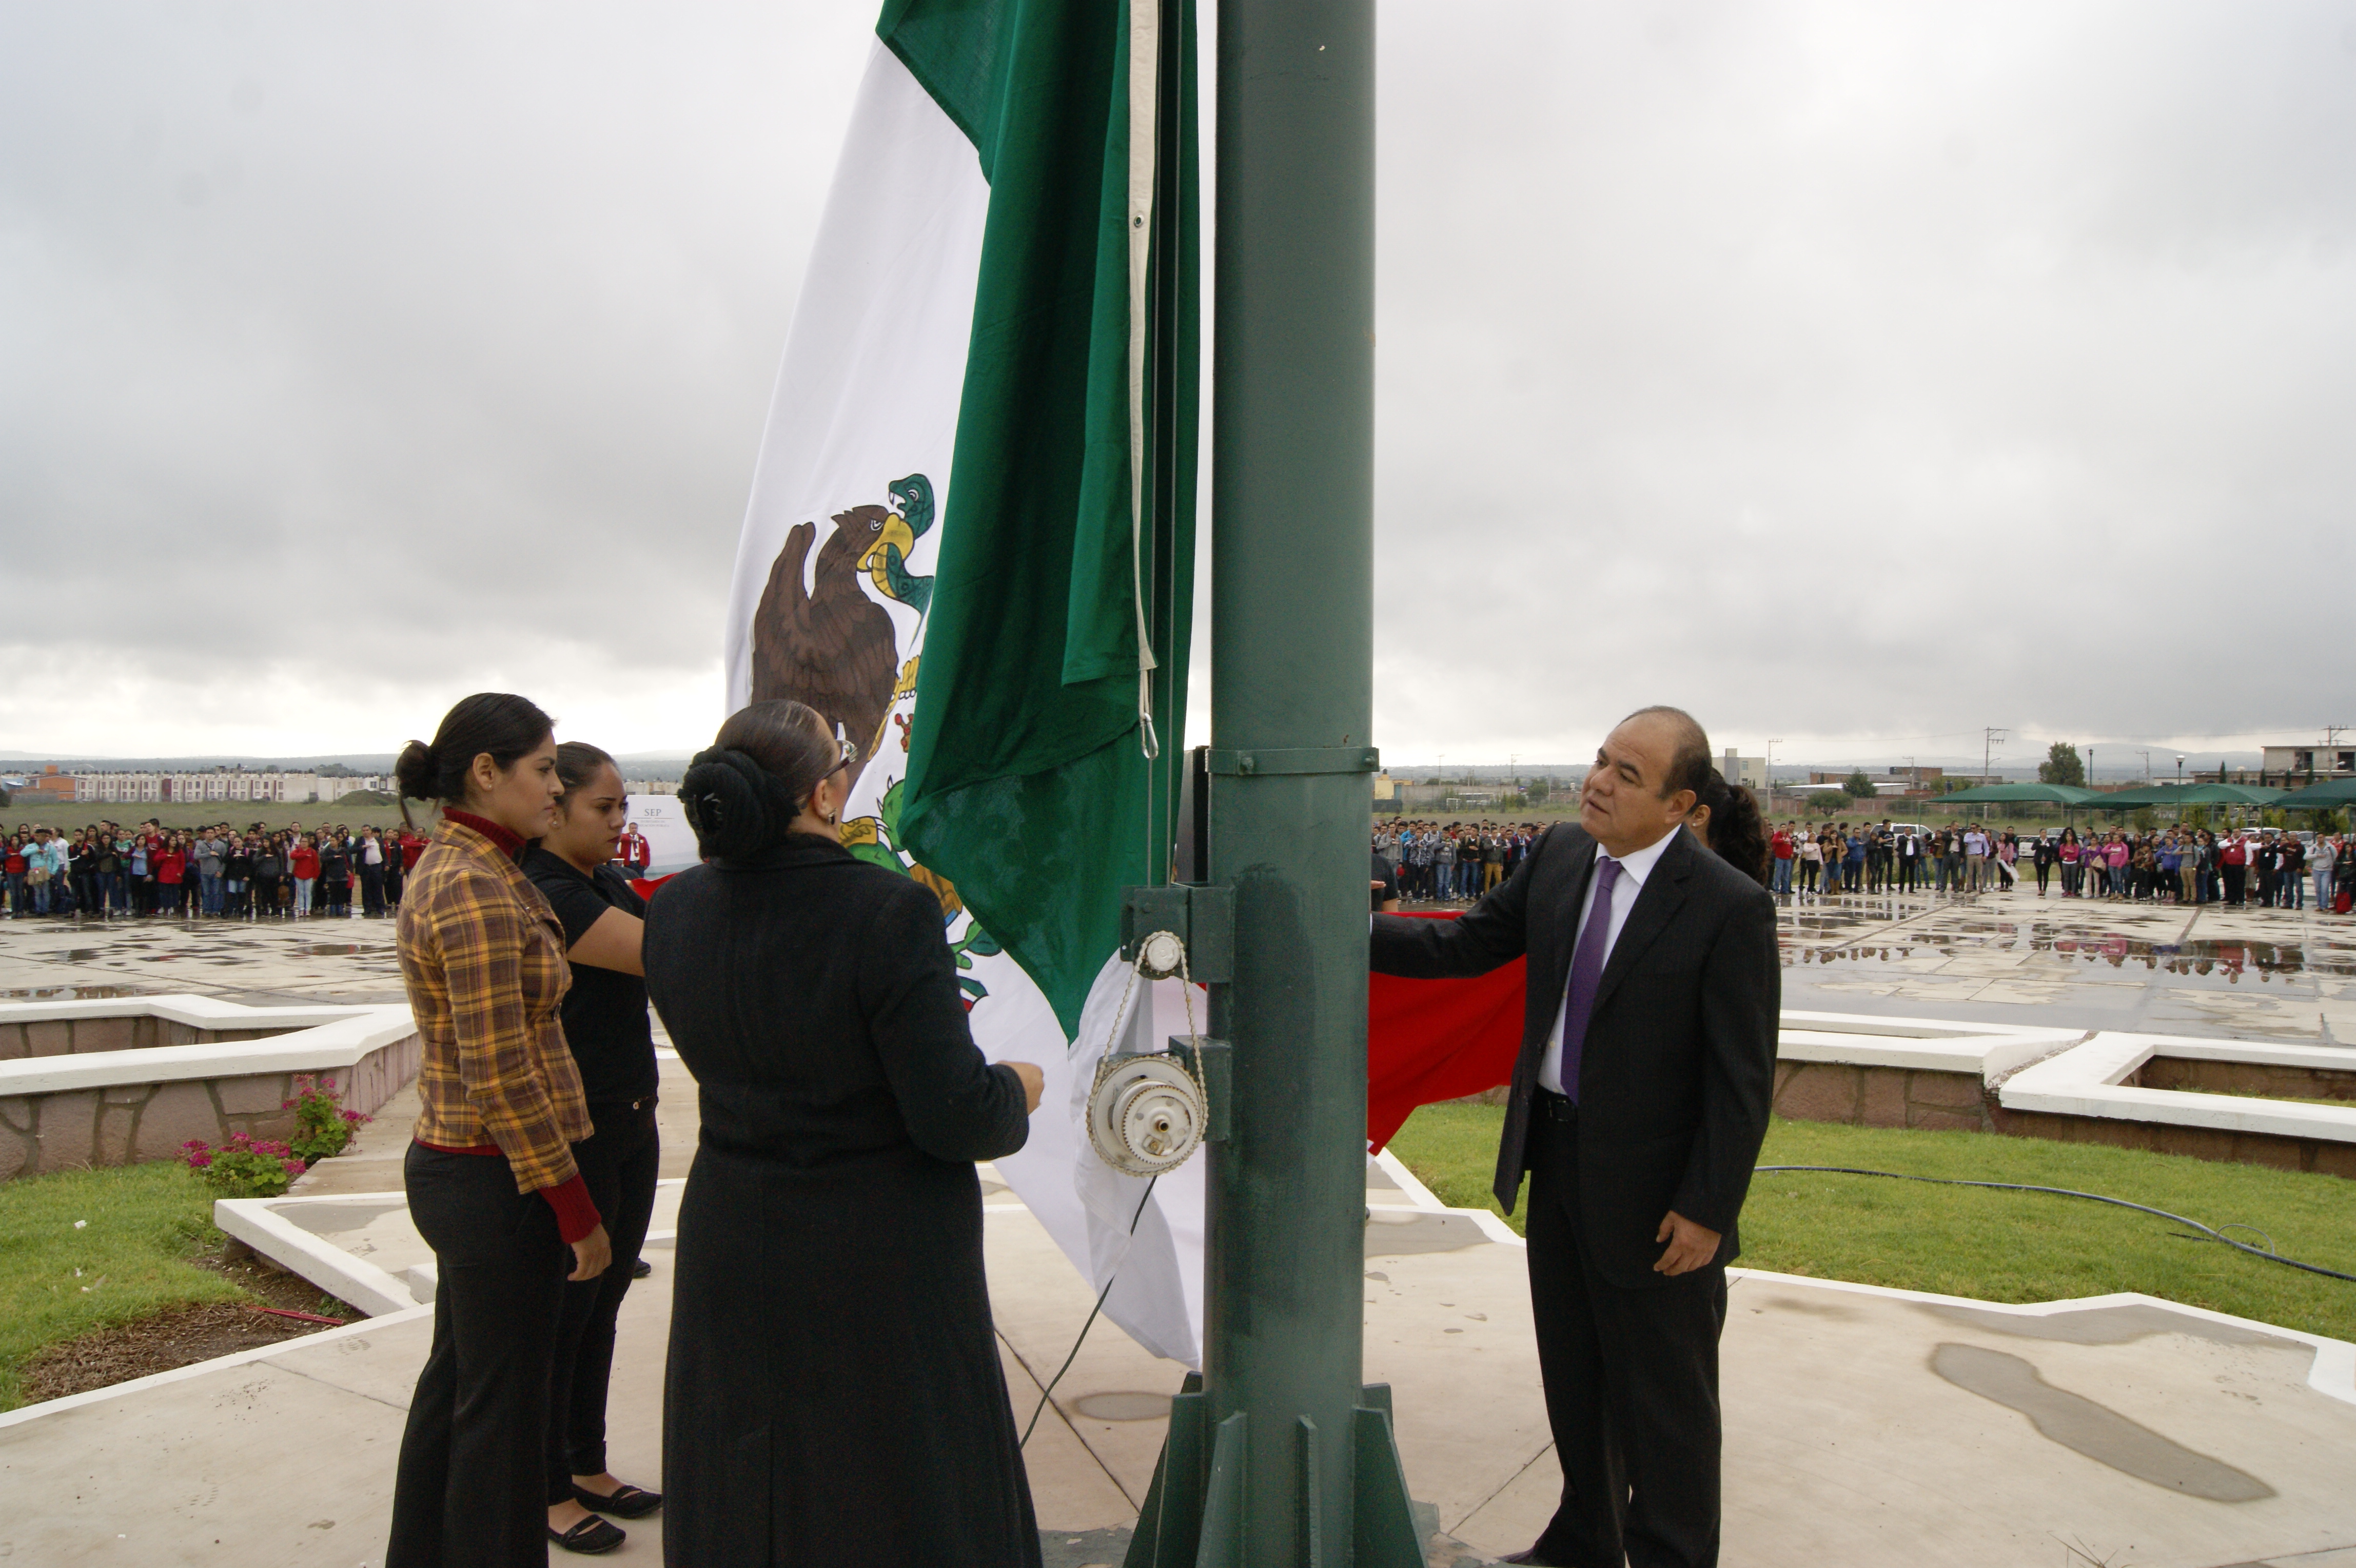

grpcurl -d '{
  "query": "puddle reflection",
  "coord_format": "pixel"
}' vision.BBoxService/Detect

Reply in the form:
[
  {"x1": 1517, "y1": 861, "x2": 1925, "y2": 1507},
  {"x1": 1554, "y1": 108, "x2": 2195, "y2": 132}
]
[{"x1": 1780, "y1": 901, "x2": 2355, "y2": 993}]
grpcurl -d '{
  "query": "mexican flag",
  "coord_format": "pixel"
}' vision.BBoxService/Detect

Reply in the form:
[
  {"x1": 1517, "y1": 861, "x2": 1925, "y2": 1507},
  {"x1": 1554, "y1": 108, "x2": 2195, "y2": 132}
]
[{"x1": 720, "y1": 0, "x2": 1203, "y2": 1363}]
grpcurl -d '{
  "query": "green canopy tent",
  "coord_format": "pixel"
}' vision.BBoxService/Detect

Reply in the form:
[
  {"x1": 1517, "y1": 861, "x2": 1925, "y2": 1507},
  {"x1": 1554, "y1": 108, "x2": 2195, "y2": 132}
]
[
  {"x1": 1919, "y1": 780, "x2": 2101, "y2": 828},
  {"x1": 1929, "y1": 782, "x2": 2100, "y2": 807},
  {"x1": 2085, "y1": 783, "x2": 2180, "y2": 809},
  {"x1": 2175, "y1": 782, "x2": 2288, "y2": 805},
  {"x1": 2091, "y1": 781, "x2": 2283, "y2": 810},
  {"x1": 2265, "y1": 776, "x2": 2356, "y2": 812},
  {"x1": 2076, "y1": 782, "x2": 2285, "y2": 833}
]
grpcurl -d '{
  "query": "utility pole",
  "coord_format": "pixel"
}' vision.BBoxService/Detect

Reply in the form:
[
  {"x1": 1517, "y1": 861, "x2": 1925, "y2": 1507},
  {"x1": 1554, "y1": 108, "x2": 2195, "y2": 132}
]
[
  {"x1": 2139, "y1": 749, "x2": 2152, "y2": 784},
  {"x1": 1122, "y1": 0, "x2": 1419, "y2": 1562},
  {"x1": 1983, "y1": 727, "x2": 2006, "y2": 787},
  {"x1": 1768, "y1": 738, "x2": 1782, "y2": 789}
]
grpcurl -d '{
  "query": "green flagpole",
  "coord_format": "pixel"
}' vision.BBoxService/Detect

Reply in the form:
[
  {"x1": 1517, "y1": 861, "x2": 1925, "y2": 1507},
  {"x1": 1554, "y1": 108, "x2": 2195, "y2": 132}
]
[{"x1": 1123, "y1": 0, "x2": 1419, "y2": 1562}]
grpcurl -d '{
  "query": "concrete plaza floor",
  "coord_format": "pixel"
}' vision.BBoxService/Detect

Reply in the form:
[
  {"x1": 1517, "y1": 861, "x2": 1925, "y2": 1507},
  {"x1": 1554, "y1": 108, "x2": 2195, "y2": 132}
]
[
  {"x1": 4, "y1": 893, "x2": 2356, "y2": 1565},
  {"x1": 6, "y1": 1132, "x2": 2354, "y2": 1567}
]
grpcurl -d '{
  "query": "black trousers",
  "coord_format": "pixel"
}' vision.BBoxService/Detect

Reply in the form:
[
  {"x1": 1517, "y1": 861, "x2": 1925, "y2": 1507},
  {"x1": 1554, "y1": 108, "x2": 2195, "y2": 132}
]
[
  {"x1": 388, "y1": 1144, "x2": 569, "y2": 1568},
  {"x1": 361, "y1": 864, "x2": 388, "y2": 916},
  {"x1": 547, "y1": 1099, "x2": 661, "y2": 1501},
  {"x1": 1524, "y1": 1105, "x2": 1727, "y2": 1568}
]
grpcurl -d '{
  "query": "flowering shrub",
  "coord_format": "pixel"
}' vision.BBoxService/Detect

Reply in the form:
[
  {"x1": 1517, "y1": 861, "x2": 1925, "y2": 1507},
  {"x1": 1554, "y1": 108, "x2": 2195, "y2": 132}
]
[
  {"x1": 184, "y1": 1133, "x2": 307, "y2": 1198},
  {"x1": 283, "y1": 1074, "x2": 370, "y2": 1165}
]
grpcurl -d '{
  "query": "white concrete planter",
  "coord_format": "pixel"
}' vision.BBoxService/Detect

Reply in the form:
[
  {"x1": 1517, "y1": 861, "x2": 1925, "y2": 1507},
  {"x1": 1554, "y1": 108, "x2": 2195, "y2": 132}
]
[
  {"x1": 0, "y1": 995, "x2": 417, "y2": 1180},
  {"x1": 1998, "y1": 1026, "x2": 2356, "y2": 1158}
]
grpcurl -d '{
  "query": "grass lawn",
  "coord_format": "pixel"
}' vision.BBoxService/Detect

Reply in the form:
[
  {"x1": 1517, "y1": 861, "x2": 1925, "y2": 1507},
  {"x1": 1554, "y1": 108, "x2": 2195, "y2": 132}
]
[
  {"x1": 0, "y1": 1163, "x2": 246, "y2": 1412},
  {"x1": 1386, "y1": 1103, "x2": 2356, "y2": 1345}
]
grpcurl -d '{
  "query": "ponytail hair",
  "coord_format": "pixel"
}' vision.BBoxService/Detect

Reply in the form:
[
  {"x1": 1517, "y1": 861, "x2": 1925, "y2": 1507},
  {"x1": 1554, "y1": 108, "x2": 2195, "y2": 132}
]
[
  {"x1": 677, "y1": 700, "x2": 845, "y2": 861},
  {"x1": 1697, "y1": 768, "x2": 1770, "y2": 886},
  {"x1": 394, "y1": 692, "x2": 556, "y2": 831}
]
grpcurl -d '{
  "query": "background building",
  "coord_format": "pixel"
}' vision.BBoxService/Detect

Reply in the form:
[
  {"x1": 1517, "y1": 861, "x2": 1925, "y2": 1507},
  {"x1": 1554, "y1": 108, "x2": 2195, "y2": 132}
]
[{"x1": 2261, "y1": 742, "x2": 2354, "y2": 779}]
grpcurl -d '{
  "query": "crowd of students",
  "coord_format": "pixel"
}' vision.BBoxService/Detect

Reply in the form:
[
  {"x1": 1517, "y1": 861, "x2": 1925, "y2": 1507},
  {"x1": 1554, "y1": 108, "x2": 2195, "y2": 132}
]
[
  {"x1": 1773, "y1": 821, "x2": 2021, "y2": 896},
  {"x1": 1769, "y1": 819, "x2": 2351, "y2": 908},
  {"x1": 2, "y1": 820, "x2": 421, "y2": 919},
  {"x1": 4, "y1": 816, "x2": 661, "y2": 922},
  {"x1": 1372, "y1": 820, "x2": 1546, "y2": 901},
  {"x1": 1373, "y1": 814, "x2": 2353, "y2": 914},
  {"x1": 2039, "y1": 825, "x2": 2351, "y2": 908}
]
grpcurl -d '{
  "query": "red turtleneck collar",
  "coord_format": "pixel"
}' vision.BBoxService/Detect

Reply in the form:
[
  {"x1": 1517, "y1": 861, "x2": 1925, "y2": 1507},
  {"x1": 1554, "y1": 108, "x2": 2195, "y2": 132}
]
[{"x1": 442, "y1": 810, "x2": 525, "y2": 859}]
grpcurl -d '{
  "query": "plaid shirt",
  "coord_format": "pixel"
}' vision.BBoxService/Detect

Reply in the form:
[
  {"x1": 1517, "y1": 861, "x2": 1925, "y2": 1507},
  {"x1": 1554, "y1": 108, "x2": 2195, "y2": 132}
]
[{"x1": 398, "y1": 816, "x2": 591, "y2": 1194}]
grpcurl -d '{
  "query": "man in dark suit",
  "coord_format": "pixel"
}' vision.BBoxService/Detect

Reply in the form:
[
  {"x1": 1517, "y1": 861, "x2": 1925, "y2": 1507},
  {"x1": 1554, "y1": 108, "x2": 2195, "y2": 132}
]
[{"x1": 1372, "y1": 706, "x2": 1778, "y2": 1567}]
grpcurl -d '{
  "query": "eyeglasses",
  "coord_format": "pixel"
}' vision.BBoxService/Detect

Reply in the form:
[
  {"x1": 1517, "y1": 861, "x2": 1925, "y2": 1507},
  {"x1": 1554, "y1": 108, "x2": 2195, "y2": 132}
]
[{"x1": 823, "y1": 737, "x2": 859, "y2": 779}]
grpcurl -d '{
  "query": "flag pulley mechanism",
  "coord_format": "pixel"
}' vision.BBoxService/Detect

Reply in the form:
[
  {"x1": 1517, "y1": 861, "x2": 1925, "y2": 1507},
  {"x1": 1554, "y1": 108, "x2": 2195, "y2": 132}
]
[
  {"x1": 1134, "y1": 928, "x2": 1187, "y2": 979},
  {"x1": 1086, "y1": 927, "x2": 1226, "y2": 1178},
  {"x1": 1088, "y1": 1054, "x2": 1204, "y2": 1177}
]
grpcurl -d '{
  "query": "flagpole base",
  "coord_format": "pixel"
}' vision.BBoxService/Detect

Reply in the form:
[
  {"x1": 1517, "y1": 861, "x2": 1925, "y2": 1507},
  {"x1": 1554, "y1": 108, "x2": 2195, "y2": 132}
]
[{"x1": 1121, "y1": 1377, "x2": 1424, "y2": 1568}]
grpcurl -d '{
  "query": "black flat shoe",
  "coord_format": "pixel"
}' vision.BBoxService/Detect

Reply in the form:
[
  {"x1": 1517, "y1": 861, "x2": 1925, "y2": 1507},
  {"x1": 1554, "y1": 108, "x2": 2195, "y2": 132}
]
[
  {"x1": 630, "y1": 1256, "x2": 652, "y2": 1279},
  {"x1": 548, "y1": 1516, "x2": 625, "y2": 1554},
  {"x1": 574, "y1": 1481, "x2": 662, "y2": 1518}
]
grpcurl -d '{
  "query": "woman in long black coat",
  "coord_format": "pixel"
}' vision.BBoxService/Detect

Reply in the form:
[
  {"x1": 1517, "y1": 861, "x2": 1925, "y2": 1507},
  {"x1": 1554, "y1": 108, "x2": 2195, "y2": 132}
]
[{"x1": 643, "y1": 700, "x2": 1045, "y2": 1567}]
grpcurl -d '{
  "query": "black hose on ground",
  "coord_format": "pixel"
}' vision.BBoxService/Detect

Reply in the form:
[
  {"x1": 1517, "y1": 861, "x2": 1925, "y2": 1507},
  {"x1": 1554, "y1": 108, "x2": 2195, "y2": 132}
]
[
  {"x1": 1018, "y1": 1173, "x2": 1160, "y2": 1448},
  {"x1": 1754, "y1": 1165, "x2": 2356, "y2": 1285}
]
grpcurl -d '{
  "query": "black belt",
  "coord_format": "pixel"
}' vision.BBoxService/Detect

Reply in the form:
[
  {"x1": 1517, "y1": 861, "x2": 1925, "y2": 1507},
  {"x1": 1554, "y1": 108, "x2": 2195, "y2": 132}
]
[{"x1": 1532, "y1": 1087, "x2": 1578, "y2": 1125}]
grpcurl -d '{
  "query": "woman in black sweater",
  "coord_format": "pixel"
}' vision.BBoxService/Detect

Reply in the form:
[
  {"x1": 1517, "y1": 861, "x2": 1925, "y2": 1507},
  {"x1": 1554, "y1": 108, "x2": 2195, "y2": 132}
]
[
  {"x1": 644, "y1": 699, "x2": 1045, "y2": 1567},
  {"x1": 524, "y1": 742, "x2": 663, "y2": 1555}
]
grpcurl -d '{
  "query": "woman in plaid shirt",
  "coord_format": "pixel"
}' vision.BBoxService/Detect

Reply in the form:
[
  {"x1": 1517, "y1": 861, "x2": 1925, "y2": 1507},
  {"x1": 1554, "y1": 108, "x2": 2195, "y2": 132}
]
[{"x1": 385, "y1": 693, "x2": 615, "y2": 1568}]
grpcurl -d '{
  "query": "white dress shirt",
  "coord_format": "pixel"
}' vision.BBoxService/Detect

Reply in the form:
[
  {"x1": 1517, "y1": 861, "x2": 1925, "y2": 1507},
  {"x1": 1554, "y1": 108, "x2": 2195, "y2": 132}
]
[{"x1": 1537, "y1": 825, "x2": 1682, "y2": 1095}]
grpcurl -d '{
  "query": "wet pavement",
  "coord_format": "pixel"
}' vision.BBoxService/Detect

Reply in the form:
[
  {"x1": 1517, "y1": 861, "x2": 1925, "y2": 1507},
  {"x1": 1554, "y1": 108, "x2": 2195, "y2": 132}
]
[
  {"x1": 1773, "y1": 885, "x2": 2354, "y2": 1045},
  {"x1": 0, "y1": 912, "x2": 408, "y2": 1006},
  {"x1": 12, "y1": 890, "x2": 2353, "y2": 1045}
]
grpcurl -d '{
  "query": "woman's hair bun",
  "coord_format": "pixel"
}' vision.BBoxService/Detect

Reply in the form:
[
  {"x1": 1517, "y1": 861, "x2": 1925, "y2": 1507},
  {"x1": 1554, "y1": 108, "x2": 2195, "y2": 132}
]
[
  {"x1": 393, "y1": 740, "x2": 438, "y2": 808},
  {"x1": 678, "y1": 747, "x2": 800, "y2": 861}
]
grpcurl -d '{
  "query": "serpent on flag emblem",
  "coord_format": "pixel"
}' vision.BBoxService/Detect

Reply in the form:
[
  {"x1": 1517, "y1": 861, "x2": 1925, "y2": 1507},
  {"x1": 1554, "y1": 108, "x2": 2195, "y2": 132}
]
[{"x1": 720, "y1": 0, "x2": 1203, "y2": 1362}]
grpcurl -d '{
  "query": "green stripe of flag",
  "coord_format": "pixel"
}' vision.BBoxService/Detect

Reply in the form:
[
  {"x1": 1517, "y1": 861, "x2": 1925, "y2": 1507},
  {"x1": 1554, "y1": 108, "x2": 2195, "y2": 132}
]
[{"x1": 888, "y1": 0, "x2": 1199, "y2": 1035}]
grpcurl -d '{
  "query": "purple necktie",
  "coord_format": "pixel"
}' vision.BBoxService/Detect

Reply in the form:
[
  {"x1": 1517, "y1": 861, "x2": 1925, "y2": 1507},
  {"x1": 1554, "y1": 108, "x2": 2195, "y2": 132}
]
[{"x1": 1557, "y1": 856, "x2": 1621, "y2": 1104}]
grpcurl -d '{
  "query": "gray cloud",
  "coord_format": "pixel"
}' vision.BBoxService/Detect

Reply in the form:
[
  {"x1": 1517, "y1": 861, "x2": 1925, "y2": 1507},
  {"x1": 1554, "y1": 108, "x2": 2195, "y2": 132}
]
[
  {"x1": 1373, "y1": 1, "x2": 2356, "y2": 766},
  {"x1": 2, "y1": 1, "x2": 872, "y2": 750},
  {"x1": 5, "y1": 2, "x2": 2352, "y2": 767}
]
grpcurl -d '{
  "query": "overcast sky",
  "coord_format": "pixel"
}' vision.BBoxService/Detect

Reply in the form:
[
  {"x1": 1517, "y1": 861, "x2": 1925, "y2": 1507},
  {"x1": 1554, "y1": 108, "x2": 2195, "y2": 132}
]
[{"x1": 6, "y1": 2, "x2": 2353, "y2": 773}]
